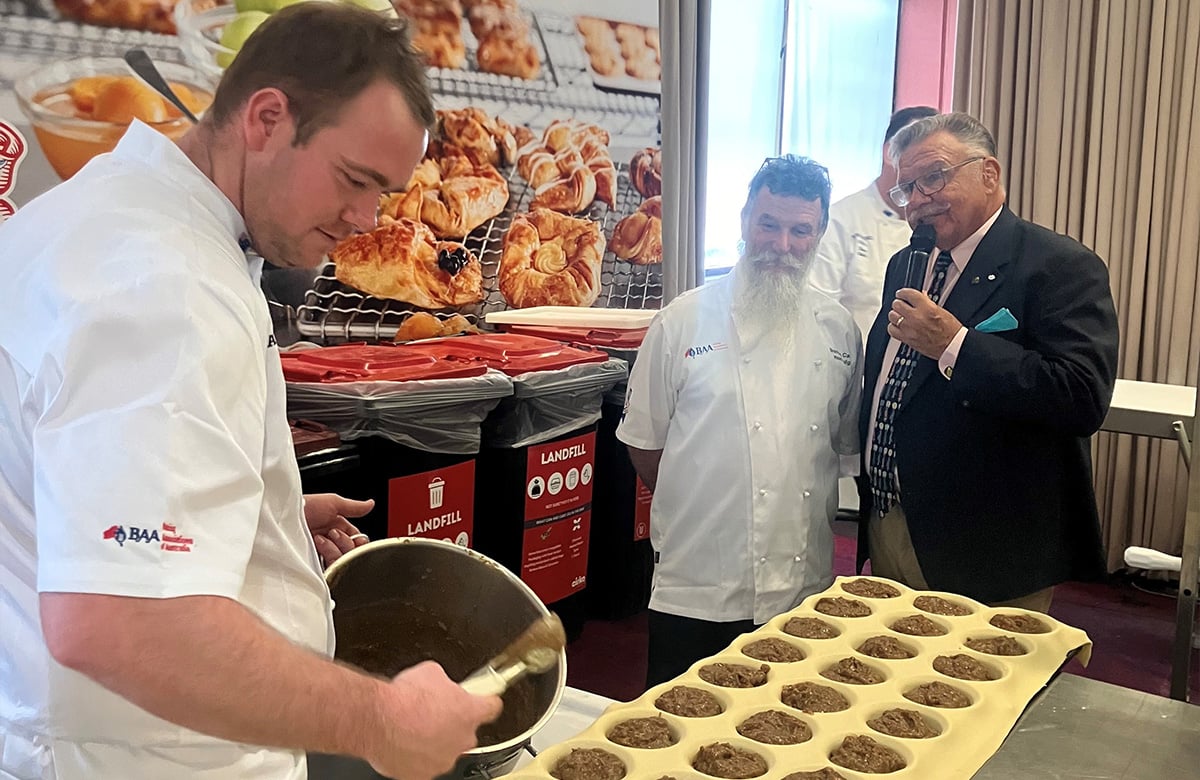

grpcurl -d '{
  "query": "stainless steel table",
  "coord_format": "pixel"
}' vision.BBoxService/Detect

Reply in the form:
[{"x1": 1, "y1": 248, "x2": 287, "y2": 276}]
[
  {"x1": 973, "y1": 673, "x2": 1200, "y2": 779},
  {"x1": 536, "y1": 675, "x2": 1200, "y2": 779}
]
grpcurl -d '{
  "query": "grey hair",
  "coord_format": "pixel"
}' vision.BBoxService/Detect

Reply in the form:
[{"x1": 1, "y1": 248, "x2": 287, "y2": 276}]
[{"x1": 888, "y1": 112, "x2": 997, "y2": 166}]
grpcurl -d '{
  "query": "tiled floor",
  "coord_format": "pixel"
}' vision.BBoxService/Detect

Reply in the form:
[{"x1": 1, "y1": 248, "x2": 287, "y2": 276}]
[{"x1": 566, "y1": 525, "x2": 1200, "y2": 704}]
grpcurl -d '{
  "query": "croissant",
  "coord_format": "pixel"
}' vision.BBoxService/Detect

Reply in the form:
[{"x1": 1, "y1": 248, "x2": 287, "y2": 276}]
[
  {"x1": 333, "y1": 218, "x2": 484, "y2": 309},
  {"x1": 499, "y1": 209, "x2": 605, "y2": 308},
  {"x1": 630, "y1": 147, "x2": 663, "y2": 198},
  {"x1": 477, "y1": 33, "x2": 541, "y2": 80},
  {"x1": 610, "y1": 196, "x2": 662, "y2": 265},
  {"x1": 437, "y1": 108, "x2": 517, "y2": 167},
  {"x1": 576, "y1": 16, "x2": 611, "y2": 39}
]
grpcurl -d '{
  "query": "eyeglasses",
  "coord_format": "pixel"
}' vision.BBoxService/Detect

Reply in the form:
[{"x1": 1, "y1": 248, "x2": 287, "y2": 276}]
[{"x1": 889, "y1": 157, "x2": 985, "y2": 207}]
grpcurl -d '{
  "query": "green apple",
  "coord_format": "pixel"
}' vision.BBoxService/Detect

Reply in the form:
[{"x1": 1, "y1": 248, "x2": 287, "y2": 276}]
[
  {"x1": 217, "y1": 10, "x2": 269, "y2": 68},
  {"x1": 341, "y1": 0, "x2": 398, "y2": 16},
  {"x1": 233, "y1": 0, "x2": 274, "y2": 13}
]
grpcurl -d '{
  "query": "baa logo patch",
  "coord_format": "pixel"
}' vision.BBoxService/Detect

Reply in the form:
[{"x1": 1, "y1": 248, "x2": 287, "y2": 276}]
[{"x1": 684, "y1": 342, "x2": 727, "y2": 359}]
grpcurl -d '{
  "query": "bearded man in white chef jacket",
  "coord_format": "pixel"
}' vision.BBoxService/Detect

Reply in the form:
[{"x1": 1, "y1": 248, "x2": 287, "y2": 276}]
[{"x1": 618, "y1": 155, "x2": 864, "y2": 686}]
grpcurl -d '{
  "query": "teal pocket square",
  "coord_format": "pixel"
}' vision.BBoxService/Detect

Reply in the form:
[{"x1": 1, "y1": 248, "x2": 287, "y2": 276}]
[{"x1": 977, "y1": 307, "x2": 1018, "y2": 333}]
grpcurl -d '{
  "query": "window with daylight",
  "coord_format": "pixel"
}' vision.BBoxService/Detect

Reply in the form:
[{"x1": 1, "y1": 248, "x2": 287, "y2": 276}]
[{"x1": 703, "y1": 0, "x2": 900, "y2": 276}]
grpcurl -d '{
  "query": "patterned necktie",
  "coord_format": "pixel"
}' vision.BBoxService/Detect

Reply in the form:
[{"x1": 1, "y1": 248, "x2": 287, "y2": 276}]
[{"x1": 869, "y1": 251, "x2": 954, "y2": 516}]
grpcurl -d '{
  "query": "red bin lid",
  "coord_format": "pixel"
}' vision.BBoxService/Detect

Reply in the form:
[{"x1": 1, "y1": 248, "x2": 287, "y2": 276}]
[
  {"x1": 404, "y1": 333, "x2": 610, "y2": 376},
  {"x1": 280, "y1": 343, "x2": 487, "y2": 383}
]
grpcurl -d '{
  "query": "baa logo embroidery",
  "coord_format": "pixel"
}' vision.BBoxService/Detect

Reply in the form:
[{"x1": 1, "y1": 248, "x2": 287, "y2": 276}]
[
  {"x1": 102, "y1": 523, "x2": 194, "y2": 552},
  {"x1": 684, "y1": 342, "x2": 727, "y2": 359},
  {"x1": 267, "y1": 334, "x2": 277, "y2": 349},
  {"x1": 829, "y1": 347, "x2": 852, "y2": 367}
]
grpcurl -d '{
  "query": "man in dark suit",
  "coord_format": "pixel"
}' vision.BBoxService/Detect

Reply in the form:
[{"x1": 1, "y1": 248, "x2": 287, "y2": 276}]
[{"x1": 859, "y1": 112, "x2": 1119, "y2": 611}]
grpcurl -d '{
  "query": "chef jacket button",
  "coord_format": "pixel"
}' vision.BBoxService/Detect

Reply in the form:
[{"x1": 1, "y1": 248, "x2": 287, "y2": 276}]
[
  {"x1": 759, "y1": 556, "x2": 768, "y2": 564},
  {"x1": 743, "y1": 357, "x2": 752, "y2": 364},
  {"x1": 814, "y1": 359, "x2": 822, "y2": 367},
  {"x1": 794, "y1": 555, "x2": 803, "y2": 562},
  {"x1": 810, "y1": 424, "x2": 819, "y2": 432},
  {"x1": 758, "y1": 489, "x2": 767, "y2": 497},
  {"x1": 802, "y1": 490, "x2": 812, "y2": 498},
  {"x1": 754, "y1": 421, "x2": 762, "y2": 430}
]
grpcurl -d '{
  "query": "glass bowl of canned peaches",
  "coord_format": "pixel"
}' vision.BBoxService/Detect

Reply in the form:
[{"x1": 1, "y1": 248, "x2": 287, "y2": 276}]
[{"x1": 15, "y1": 57, "x2": 213, "y2": 180}]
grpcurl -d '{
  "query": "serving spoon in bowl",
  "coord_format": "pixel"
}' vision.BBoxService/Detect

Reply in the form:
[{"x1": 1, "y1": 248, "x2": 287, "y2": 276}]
[{"x1": 124, "y1": 48, "x2": 200, "y2": 124}]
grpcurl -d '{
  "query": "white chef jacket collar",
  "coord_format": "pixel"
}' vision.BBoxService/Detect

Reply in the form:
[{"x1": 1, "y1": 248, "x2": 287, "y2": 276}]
[{"x1": 112, "y1": 121, "x2": 253, "y2": 272}]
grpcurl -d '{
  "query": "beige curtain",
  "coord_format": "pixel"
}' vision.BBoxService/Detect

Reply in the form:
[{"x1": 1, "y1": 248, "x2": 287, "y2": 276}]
[
  {"x1": 954, "y1": 0, "x2": 1200, "y2": 570},
  {"x1": 659, "y1": 0, "x2": 710, "y2": 301}
]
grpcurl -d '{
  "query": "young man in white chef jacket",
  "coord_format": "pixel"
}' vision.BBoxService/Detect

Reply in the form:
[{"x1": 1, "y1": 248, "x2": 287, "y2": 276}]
[
  {"x1": 0, "y1": 5, "x2": 500, "y2": 779},
  {"x1": 619, "y1": 155, "x2": 864, "y2": 686}
]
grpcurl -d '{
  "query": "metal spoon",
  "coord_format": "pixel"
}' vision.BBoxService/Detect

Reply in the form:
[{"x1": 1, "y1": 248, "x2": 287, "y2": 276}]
[
  {"x1": 123, "y1": 48, "x2": 200, "y2": 124},
  {"x1": 460, "y1": 613, "x2": 565, "y2": 696}
]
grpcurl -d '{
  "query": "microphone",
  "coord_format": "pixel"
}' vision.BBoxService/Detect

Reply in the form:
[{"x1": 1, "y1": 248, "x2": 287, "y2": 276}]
[{"x1": 904, "y1": 224, "x2": 937, "y2": 291}]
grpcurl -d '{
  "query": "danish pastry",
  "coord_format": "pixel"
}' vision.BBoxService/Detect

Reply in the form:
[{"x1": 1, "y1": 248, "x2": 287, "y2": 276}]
[
  {"x1": 477, "y1": 34, "x2": 541, "y2": 80},
  {"x1": 333, "y1": 218, "x2": 484, "y2": 310},
  {"x1": 382, "y1": 144, "x2": 508, "y2": 238},
  {"x1": 499, "y1": 209, "x2": 605, "y2": 308},
  {"x1": 516, "y1": 121, "x2": 615, "y2": 213},
  {"x1": 630, "y1": 147, "x2": 663, "y2": 198},
  {"x1": 394, "y1": 312, "x2": 477, "y2": 342},
  {"x1": 610, "y1": 196, "x2": 662, "y2": 265},
  {"x1": 437, "y1": 108, "x2": 517, "y2": 168}
]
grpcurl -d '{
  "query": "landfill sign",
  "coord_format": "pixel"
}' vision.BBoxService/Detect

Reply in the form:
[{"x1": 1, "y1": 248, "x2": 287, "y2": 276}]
[
  {"x1": 521, "y1": 431, "x2": 595, "y2": 603},
  {"x1": 388, "y1": 460, "x2": 475, "y2": 547}
]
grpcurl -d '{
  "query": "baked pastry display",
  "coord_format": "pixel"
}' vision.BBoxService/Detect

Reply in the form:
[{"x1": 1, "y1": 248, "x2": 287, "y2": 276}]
[
  {"x1": 437, "y1": 108, "x2": 517, "y2": 168},
  {"x1": 516, "y1": 120, "x2": 617, "y2": 212},
  {"x1": 516, "y1": 576, "x2": 1093, "y2": 780},
  {"x1": 609, "y1": 196, "x2": 662, "y2": 265},
  {"x1": 53, "y1": 0, "x2": 183, "y2": 34},
  {"x1": 498, "y1": 209, "x2": 604, "y2": 308},
  {"x1": 396, "y1": 0, "x2": 467, "y2": 69},
  {"x1": 462, "y1": 0, "x2": 541, "y2": 79},
  {"x1": 331, "y1": 218, "x2": 484, "y2": 309},
  {"x1": 382, "y1": 142, "x2": 508, "y2": 238},
  {"x1": 576, "y1": 16, "x2": 661, "y2": 82}
]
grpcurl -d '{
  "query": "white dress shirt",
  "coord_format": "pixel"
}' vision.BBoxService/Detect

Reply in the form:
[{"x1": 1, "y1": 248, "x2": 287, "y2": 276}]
[
  {"x1": 866, "y1": 206, "x2": 1005, "y2": 463},
  {"x1": 617, "y1": 269, "x2": 863, "y2": 623},
  {"x1": 0, "y1": 122, "x2": 332, "y2": 779},
  {"x1": 811, "y1": 183, "x2": 914, "y2": 342}
]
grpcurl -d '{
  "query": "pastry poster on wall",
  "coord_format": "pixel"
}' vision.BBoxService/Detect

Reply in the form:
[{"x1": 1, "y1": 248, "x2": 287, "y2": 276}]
[{"x1": 295, "y1": 0, "x2": 665, "y2": 344}]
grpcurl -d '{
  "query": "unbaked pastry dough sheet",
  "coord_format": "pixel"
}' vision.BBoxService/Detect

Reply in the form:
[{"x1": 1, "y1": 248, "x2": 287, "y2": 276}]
[{"x1": 509, "y1": 575, "x2": 1091, "y2": 779}]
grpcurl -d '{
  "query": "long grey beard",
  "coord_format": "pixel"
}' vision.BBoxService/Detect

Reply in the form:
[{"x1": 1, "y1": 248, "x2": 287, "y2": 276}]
[{"x1": 732, "y1": 249, "x2": 814, "y2": 350}]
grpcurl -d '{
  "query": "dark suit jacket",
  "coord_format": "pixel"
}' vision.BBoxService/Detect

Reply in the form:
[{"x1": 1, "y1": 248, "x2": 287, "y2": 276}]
[{"x1": 857, "y1": 206, "x2": 1119, "y2": 603}]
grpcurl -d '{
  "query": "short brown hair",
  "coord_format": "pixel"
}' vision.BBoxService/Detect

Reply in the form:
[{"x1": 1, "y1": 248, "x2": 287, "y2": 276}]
[{"x1": 208, "y1": 2, "x2": 435, "y2": 144}]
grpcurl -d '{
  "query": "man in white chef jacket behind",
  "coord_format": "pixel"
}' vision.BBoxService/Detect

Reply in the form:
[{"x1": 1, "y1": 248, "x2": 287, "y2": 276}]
[
  {"x1": 618, "y1": 155, "x2": 864, "y2": 686},
  {"x1": 0, "y1": 5, "x2": 499, "y2": 779},
  {"x1": 811, "y1": 105, "x2": 938, "y2": 342}
]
